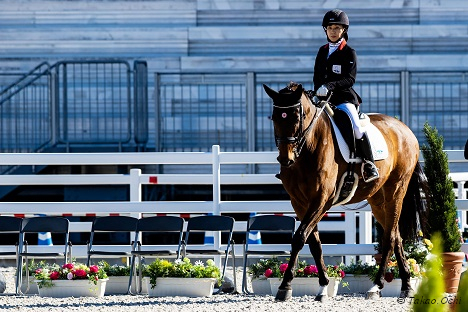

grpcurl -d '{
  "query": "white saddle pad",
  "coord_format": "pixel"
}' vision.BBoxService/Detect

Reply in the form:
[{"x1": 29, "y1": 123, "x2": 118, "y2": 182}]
[{"x1": 328, "y1": 113, "x2": 388, "y2": 163}]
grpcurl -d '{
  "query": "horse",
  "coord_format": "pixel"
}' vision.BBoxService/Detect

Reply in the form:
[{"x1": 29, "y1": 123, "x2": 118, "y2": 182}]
[{"x1": 263, "y1": 82, "x2": 428, "y2": 301}]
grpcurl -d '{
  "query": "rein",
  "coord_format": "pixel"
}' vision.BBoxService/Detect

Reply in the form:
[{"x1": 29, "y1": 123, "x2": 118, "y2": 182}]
[{"x1": 273, "y1": 97, "x2": 326, "y2": 158}]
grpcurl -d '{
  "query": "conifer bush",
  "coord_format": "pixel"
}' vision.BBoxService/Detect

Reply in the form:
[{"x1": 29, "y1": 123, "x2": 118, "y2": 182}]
[{"x1": 421, "y1": 122, "x2": 461, "y2": 252}]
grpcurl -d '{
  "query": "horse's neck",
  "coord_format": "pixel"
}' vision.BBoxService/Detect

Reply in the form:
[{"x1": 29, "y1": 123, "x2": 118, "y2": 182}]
[{"x1": 306, "y1": 107, "x2": 333, "y2": 152}]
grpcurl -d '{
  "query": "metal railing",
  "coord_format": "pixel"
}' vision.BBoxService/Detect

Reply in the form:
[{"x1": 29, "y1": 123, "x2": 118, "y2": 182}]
[
  {"x1": 0, "y1": 61, "x2": 466, "y2": 162},
  {"x1": 154, "y1": 71, "x2": 468, "y2": 154}
]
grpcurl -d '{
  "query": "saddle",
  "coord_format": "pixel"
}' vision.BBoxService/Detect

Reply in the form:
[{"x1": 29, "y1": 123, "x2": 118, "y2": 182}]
[
  {"x1": 326, "y1": 106, "x2": 387, "y2": 206},
  {"x1": 332, "y1": 108, "x2": 370, "y2": 159},
  {"x1": 307, "y1": 94, "x2": 388, "y2": 206}
]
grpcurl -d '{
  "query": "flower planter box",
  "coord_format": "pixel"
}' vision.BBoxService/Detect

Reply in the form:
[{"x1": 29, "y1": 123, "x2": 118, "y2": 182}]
[
  {"x1": 269, "y1": 277, "x2": 340, "y2": 297},
  {"x1": 35, "y1": 279, "x2": 108, "y2": 298},
  {"x1": 105, "y1": 276, "x2": 148, "y2": 295},
  {"x1": 380, "y1": 278, "x2": 421, "y2": 297},
  {"x1": 249, "y1": 278, "x2": 271, "y2": 295},
  {"x1": 339, "y1": 274, "x2": 373, "y2": 294},
  {"x1": 145, "y1": 277, "x2": 216, "y2": 297}
]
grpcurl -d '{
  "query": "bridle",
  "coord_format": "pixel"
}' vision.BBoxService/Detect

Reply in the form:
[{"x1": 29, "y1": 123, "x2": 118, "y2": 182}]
[{"x1": 273, "y1": 95, "x2": 326, "y2": 159}]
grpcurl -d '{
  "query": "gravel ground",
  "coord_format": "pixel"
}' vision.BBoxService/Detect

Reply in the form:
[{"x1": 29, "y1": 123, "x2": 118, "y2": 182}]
[{"x1": 0, "y1": 267, "x2": 413, "y2": 312}]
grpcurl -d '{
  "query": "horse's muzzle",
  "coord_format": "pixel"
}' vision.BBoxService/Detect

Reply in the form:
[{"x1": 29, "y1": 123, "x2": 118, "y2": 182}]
[{"x1": 277, "y1": 156, "x2": 294, "y2": 167}]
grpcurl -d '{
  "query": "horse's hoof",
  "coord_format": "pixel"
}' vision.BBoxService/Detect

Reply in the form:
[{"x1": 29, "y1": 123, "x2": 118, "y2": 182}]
[
  {"x1": 400, "y1": 289, "x2": 414, "y2": 298},
  {"x1": 275, "y1": 289, "x2": 292, "y2": 301},
  {"x1": 366, "y1": 291, "x2": 381, "y2": 300},
  {"x1": 315, "y1": 294, "x2": 328, "y2": 302}
]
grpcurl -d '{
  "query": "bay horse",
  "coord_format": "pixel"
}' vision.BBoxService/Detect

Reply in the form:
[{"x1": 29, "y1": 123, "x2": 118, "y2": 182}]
[{"x1": 263, "y1": 82, "x2": 428, "y2": 301}]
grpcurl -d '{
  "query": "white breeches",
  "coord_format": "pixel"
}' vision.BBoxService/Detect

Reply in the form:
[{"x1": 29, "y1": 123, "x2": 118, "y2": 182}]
[{"x1": 336, "y1": 103, "x2": 366, "y2": 140}]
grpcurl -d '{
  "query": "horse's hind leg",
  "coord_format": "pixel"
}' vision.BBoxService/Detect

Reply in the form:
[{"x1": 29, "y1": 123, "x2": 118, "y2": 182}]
[
  {"x1": 393, "y1": 227, "x2": 413, "y2": 298},
  {"x1": 307, "y1": 226, "x2": 329, "y2": 302},
  {"x1": 366, "y1": 183, "x2": 409, "y2": 300}
]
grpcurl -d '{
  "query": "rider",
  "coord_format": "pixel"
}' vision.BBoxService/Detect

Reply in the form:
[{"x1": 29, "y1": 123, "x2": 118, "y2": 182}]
[{"x1": 313, "y1": 9, "x2": 379, "y2": 183}]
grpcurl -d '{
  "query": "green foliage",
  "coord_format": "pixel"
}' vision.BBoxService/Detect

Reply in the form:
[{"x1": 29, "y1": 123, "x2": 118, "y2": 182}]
[
  {"x1": 342, "y1": 259, "x2": 374, "y2": 275},
  {"x1": 421, "y1": 122, "x2": 461, "y2": 252},
  {"x1": 144, "y1": 258, "x2": 222, "y2": 288},
  {"x1": 98, "y1": 261, "x2": 132, "y2": 276},
  {"x1": 455, "y1": 270, "x2": 468, "y2": 312},
  {"x1": 22, "y1": 260, "x2": 51, "y2": 276},
  {"x1": 411, "y1": 233, "x2": 446, "y2": 312},
  {"x1": 248, "y1": 257, "x2": 282, "y2": 279}
]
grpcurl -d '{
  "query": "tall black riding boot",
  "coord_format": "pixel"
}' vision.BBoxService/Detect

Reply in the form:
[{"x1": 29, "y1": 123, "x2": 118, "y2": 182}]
[{"x1": 358, "y1": 133, "x2": 379, "y2": 183}]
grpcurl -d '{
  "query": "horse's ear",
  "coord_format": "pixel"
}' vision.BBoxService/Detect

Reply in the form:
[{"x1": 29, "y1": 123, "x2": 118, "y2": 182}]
[
  {"x1": 263, "y1": 84, "x2": 279, "y2": 101},
  {"x1": 293, "y1": 84, "x2": 303, "y2": 98}
]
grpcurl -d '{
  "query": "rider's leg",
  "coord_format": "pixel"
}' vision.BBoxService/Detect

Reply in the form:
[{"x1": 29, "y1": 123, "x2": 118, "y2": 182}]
[
  {"x1": 336, "y1": 103, "x2": 379, "y2": 182},
  {"x1": 357, "y1": 132, "x2": 379, "y2": 182}
]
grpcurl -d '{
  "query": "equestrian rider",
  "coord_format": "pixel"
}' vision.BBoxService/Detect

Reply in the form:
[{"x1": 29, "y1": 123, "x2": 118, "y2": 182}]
[{"x1": 313, "y1": 9, "x2": 379, "y2": 183}]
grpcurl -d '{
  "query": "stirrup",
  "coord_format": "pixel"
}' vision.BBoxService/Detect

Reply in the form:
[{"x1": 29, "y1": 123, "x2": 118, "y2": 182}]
[{"x1": 361, "y1": 161, "x2": 379, "y2": 183}]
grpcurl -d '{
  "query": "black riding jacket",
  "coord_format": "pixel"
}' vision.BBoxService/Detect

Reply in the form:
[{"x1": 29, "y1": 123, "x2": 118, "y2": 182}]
[{"x1": 313, "y1": 40, "x2": 362, "y2": 106}]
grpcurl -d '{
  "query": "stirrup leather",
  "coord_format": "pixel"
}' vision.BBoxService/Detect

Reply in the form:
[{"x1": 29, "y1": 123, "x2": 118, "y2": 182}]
[{"x1": 361, "y1": 160, "x2": 379, "y2": 183}]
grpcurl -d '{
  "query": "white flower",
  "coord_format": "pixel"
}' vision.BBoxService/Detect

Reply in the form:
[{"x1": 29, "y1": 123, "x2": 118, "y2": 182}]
[
  {"x1": 194, "y1": 260, "x2": 204, "y2": 267},
  {"x1": 174, "y1": 259, "x2": 183, "y2": 264}
]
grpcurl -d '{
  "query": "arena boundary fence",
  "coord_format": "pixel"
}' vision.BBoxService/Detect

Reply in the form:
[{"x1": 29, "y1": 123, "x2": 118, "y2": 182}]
[{"x1": 0, "y1": 145, "x2": 466, "y2": 265}]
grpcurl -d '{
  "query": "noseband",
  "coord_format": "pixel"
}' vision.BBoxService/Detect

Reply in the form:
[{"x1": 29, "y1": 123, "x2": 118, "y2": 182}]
[{"x1": 273, "y1": 98, "x2": 325, "y2": 159}]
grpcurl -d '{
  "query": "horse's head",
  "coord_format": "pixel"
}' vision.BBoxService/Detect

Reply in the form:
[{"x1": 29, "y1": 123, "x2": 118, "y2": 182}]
[{"x1": 264, "y1": 82, "x2": 314, "y2": 167}]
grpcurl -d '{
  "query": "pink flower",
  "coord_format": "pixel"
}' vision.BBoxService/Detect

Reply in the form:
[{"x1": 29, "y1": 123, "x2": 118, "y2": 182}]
[
  {"x1": 67, "y1": 272, "x2": 74, "y2": 280},
  {"x1": 63, "y1": 263, "x2": 74, "y2": 270},
  {"x1": 339, "y1": 270, "x2": 345, "y2": 278},
  {"x1": 264, "y1": 268, "x2": 273, "y2": 278},
  {"x1": 49, "y1": 271, "x2": 60, "y2": 280},
  {"x1": 279, "y1": 263, "x2": 288, "y2": 273},
  {"x1": 35, "y1": 268, "x2": 42, "y2": 274},
  {"x1": 74, "y1": 269, "x2": 87, "y2": 278},
  {"x1": 304, "y1": 265, "x2": 318, "y2": 276},
  {"x1": 89, "y1": 265, "x2": 99, "y2": 273}
]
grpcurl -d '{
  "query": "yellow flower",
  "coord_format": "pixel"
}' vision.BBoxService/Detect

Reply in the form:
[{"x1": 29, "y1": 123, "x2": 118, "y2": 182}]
[
  {"x1": 418, "y1": 230, "x2": 423, "y2": 237},
  {"x1": 388, "y1": 260, "x2": 397, "y2": 268},
  {"x1": 423, "y1": 238, "x2": 433, "y2": 251}
]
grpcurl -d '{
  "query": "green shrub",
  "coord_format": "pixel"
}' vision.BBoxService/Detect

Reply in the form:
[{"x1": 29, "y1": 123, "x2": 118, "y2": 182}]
[
  {"x1": 411, "y1": 233, "x2": 445, "y2": 312},
  {"x1": 455, "y1": 270, "x2": 468, "y2": 312},
  {"x1": 421, "y1": 122, "x2": 461, "y2": 252}
]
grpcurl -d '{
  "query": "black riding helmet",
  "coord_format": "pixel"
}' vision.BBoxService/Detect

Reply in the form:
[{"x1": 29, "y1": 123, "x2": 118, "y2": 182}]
[{"x1": 322, "y1": 9, "x2": 349, "y2": 41}]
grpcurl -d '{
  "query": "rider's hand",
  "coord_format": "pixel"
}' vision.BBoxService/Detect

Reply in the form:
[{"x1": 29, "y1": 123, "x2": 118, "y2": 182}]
[{"x1": 316, "y1": 85, "x2": 329, "y2": 97}]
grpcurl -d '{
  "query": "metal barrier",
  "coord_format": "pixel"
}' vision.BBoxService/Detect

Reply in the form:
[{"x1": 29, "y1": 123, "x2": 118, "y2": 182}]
[
  {"x1": 154, "y1": 71, "x2": 468, "y2": 153},
  {"x1": 0, "y1": 64, "x2": 467, "y2": 156},
  {"x1": 0, "y1": 145, "x2": 466, "y2": 263}
]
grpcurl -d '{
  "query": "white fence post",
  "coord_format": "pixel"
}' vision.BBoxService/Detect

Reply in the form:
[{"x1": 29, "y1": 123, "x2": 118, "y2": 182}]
[
  {"x1": 129, "y1": 168, "x2": 142, "y2": 246},
  {"x1": 344, "y1": 211, "x2": 356, "y2": 264},
  {"x1": 359, "y1": 211, "x2": 373, "y2": 263},
  {"x1": 212, "y1": 145, "x2": 222, "y2": 266}
]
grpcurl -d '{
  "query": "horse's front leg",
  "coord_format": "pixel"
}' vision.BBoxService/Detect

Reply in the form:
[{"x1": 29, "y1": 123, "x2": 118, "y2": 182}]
[
  {"x1": 366, "y1": 226, "x2": 397, "y2": 300},
  {"x1": 275, "y1": 221, "x2": 315, "y2": 301},
  {"x1": 307, "y1": 226, "x2": 329, "y2": 302}
]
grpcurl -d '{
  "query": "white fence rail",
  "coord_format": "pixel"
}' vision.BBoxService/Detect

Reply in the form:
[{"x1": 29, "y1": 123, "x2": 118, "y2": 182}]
[{"x1": 0, "y1": 145, "x2": 466, "y2": 264}]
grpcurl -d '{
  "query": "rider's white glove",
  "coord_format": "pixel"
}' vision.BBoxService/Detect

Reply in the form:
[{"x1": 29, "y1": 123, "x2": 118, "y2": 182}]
[{"x1": 316, "y1": 85, "x2": 329, "y2": 97}]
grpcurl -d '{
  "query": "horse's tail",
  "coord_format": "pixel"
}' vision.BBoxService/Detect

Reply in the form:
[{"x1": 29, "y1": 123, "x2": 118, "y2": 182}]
[{"x1": 399, "y1": 162, "x2": 430, "y2": 242}]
